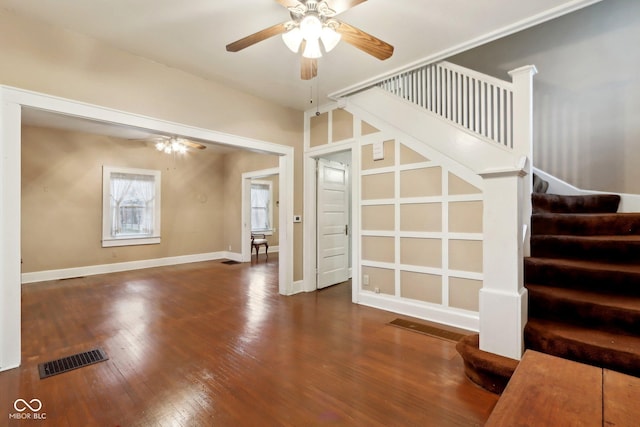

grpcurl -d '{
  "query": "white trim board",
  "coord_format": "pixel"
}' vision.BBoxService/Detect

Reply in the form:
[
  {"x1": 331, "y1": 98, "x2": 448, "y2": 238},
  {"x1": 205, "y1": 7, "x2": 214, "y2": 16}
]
[
  {"x1": 21, "y1": 251, "x2": 241, "y2": 284},
  {"x1": 358, "y1": 293, "x2": 479, "y2": 332}
]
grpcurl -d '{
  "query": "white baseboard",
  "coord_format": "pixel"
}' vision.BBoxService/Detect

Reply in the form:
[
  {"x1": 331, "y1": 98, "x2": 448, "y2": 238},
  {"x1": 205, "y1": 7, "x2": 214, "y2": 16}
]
[
  {"x1": 357, "y1": 292, "x2": 479, "y2": 332},
  {"x1": 21, "y1": 251, "x2": 240, "y2": 284},
  {"x1": 290, "y1": 280, "x2": 305, "y2": 295}
]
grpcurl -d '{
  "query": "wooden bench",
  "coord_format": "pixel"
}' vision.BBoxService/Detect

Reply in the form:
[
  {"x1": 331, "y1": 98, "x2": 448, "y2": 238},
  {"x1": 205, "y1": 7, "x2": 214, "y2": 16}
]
[{"x1": 486, "y1": 350, "x2": 640, "y2": 426}]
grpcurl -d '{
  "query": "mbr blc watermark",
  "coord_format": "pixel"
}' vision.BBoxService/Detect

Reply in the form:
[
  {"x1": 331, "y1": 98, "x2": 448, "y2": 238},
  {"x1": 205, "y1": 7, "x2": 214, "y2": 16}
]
[{"x1": 9, "y1": 399, "x2": 47, "y2": 420}]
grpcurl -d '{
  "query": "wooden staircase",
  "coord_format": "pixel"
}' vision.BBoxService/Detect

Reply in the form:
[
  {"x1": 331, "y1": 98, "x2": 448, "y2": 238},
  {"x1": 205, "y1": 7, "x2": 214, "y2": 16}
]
[
  {"x1": 525, "y1": 192, "x2": 640, "y2": 376},
  {"x1": 457, "y1": 192, "x2": 640, "y2": 393}
]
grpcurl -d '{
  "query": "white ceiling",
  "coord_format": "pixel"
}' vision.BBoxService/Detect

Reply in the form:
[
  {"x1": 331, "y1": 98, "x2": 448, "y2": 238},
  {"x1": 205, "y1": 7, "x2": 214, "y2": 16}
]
[{"x1": 1, "y1": 0, "x2": 600, "y2": 112}]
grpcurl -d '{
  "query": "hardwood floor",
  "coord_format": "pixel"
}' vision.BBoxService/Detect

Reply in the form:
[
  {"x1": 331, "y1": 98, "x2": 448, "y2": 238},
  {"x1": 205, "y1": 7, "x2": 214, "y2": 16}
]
[{"x1": 1, "y1": 255, "x2": 498, "y2": 426}]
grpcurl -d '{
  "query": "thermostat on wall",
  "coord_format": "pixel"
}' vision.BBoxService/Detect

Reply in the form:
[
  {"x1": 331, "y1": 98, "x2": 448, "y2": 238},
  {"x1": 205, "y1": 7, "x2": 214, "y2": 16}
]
[{"x1": 293, "y1": 215, "x2": 302, "y2": 223}]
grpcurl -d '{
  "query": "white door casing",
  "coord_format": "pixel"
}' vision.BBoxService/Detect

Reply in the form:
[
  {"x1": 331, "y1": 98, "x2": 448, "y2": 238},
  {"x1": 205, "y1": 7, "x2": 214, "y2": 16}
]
[{"x1": 317, "y1": 159, "x2": 349, "y2": 289}]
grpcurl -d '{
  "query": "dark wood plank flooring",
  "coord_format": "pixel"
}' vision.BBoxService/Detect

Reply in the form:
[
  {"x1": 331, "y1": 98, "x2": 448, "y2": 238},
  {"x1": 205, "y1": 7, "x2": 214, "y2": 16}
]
[{"x1": 1, "y1": 254, "x2": 498, "y2": 426}]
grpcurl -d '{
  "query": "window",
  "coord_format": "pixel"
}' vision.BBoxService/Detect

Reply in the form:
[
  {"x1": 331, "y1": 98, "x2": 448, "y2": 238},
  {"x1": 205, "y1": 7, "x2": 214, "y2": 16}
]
[
  {"x1": 250, "y1": 180, "x2": 273, "y2": 234},
  {"x1": 102, "y1": 166, "x2": 161, "y2": 247}
]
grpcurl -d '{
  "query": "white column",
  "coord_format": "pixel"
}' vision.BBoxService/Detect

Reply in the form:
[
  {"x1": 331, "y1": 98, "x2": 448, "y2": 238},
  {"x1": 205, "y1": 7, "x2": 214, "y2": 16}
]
[
  {"x1": 279, "y1": 152, "x2": 295, "y2": 296},
  {"x1": 509, "y1": 65, "x2": 537, "y2": 257},
  {"x1": 0, "y1": 97, "x2": 22, "y2": 371},
  {"x1": 479, "y1": 169, "x2": 528, "y2": 360}
]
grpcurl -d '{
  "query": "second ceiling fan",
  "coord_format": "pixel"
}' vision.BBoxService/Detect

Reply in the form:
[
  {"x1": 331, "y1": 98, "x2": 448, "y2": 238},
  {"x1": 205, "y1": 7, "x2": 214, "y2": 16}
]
[{"x1": 226, "y1": 0, "x2": 394, "y2": 80}]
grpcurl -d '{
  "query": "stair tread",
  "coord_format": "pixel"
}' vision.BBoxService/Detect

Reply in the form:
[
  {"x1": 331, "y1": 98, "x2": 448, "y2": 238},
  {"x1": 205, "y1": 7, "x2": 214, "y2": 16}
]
[
  {"x1": 526, "y1": 256, "x2": 640, "y2": 273},
  {"x1": 526, "y1": 284, "x2": 640, "y2": 311},
  {"x1": 526, "y1": 318, "x2": 640, "y2": 352},
  {"x1": 532, "y1": 212, "x2": 640, "y2": 236}
]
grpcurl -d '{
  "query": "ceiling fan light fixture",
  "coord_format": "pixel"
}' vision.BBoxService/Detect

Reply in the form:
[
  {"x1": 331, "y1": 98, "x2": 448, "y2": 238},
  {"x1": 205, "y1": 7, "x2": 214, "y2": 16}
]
[
  {"x1": 171, "y1": 139, "x2": 187, "y2": 154},
  {"x1": 282, "y1": 27, "x2": 303, "y2": 53},
  {"x1": 302, "y1": 37, "x2": 323, "y2": 59},
  {"x1": 155, "y1": 137, "x2": 187, "y2": 154},
  {"x1": 320, "y1": 26, "x2": 341, "y2": 52},
  {"x1": 300, "y1": 14, "x2": 323, "y2": 42}
]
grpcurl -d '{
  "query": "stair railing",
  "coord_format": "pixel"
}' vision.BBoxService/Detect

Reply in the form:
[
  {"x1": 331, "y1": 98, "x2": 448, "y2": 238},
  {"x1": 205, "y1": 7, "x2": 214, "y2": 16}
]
[
  {"x1": 375, "y1": 60, "x2": 538, "y2": 360},
  {"x1": 376, "y1": 61, "x2": 515, "y2": 150}
]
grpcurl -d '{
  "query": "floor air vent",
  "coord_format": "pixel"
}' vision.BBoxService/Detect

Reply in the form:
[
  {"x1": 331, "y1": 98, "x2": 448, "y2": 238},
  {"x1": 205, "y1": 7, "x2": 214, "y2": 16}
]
[
  {"x1": 222, "y1": 260, "x2": 240, "y2": 265},
  {"x1": 38, "y1": 348, "x2": 108, "y2": 379}
]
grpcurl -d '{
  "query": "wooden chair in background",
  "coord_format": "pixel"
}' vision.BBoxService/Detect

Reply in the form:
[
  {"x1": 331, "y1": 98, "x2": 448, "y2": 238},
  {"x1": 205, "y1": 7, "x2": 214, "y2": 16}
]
[{"x1": 251, "y1": 234, "x2": 269, "y2": 259}]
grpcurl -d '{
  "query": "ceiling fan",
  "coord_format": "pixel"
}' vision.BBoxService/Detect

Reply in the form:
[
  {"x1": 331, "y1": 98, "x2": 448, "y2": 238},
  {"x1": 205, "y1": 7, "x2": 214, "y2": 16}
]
[
  {"x1": 147, "y1": 136, "x2": 206, "y2": 154},
  {"x1": 225, "y1": 0, "x2": 394, "y2": 80}
]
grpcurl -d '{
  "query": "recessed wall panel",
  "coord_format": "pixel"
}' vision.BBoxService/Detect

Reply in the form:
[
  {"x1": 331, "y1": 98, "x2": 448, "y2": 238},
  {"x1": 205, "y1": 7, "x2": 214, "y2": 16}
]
[
  {"x1": 361, "y1": 121, "x2": 380, "y2": 136},
  {"x1": 362, "y1": 266, "x2": 395, "y2": 295},
  {"x1": 362, "y1": 236, "x2": 395, "y2": 263},
  {"x1": 400, "y1": 238, "x2": 441, "y2": 267},
  {"x1": 400, "y1": 271, "x2": 442, "y2": 303},
  {"x1": 362, "y1": 205, "x2": 395, "y2": 230},
  {"x1": 400, "y1": 167, "x2": 442, "y2": 198},
  {"x1": 310, "y1": 112, "x2": 329, "y2": 147},
  {"x1": 332, "y1": 109, "x2": 353, "y2": 142},
  {"x1": 449, "y1": 277, "x2": 482, "y2": 312},
  {"x1": 449, "y1": 201, "x2": 483, "y2": 233},
  {"x1": 449, "y1": 172, "x2": 481, "y2": 195},
  {"x1": 361, "y1": 139, "x2": 395, "y2": 170},
  {"x1": 449, "y1": 240, "x2": 483, "y2": 273},
  {"x1": 361, "y1": 173, "x2": 394, "y2": 200},
  {"x1": 400, "y1": 203, "x2": 441, "y2": 232},
  {"x1": 400, "y1": 144, "x2": 429, "y2": 165}
]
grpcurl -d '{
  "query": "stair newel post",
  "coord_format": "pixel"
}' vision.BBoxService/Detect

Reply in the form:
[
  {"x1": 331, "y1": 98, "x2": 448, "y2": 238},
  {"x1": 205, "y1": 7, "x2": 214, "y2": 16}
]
[
  {"x1": 479, "y1": 169, "x2": 528, "y2": 360},
  {"x1": 478, "y1": 65, "x2": 536, "y2": 361},
  {"x1": 508, "y1": 65, "x2": 538, "y2": 257}
]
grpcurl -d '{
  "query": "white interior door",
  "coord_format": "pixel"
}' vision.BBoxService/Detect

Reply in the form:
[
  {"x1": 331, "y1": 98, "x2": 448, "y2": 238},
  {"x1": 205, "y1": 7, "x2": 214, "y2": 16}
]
[{"x1": 317, "y1": 159, "x2": 349, "y2": 289}]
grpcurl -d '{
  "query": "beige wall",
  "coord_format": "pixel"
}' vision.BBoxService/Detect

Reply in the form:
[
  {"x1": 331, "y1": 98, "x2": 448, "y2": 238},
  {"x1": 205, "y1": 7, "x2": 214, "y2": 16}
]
[
  {"x1": 448, "y1": 0, "x2": 640, "y2": 194},
  {"x1": 307, "y1": 105, "x2": 485, "y2": 312},
  {"x1": 21, "y1": 126, "x2": 226, "y2": 272},
  {"x1": 1, "y1": 9, "x2": 305, "y2": 280}
]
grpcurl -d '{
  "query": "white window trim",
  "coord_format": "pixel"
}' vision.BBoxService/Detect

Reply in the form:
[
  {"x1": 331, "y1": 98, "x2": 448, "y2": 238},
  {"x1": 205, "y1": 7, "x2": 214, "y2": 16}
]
[
  {"x1": 251, "y1": 179, "x2": 274, "y2": 236},
  {"x1": 102, "y1": 166, "x2": 161, "y2": 247}
]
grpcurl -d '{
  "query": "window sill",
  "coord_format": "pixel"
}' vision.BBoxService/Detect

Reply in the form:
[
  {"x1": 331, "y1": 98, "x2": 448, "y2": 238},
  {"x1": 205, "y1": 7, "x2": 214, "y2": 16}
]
[{"x1": 102, "y1": 236, "x2": 161, "y2": 247}]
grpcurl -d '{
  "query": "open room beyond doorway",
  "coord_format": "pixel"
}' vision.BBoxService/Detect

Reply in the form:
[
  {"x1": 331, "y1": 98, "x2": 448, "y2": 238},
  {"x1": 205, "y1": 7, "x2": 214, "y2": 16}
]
[{"x1": 0, "y1": 86, "x2": 294, "y2": 372}]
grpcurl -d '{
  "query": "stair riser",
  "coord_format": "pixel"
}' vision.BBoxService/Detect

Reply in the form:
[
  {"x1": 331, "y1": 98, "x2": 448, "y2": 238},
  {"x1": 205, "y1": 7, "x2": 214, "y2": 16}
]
[
  {"x1": 531, "y1": 237, "x2": 640, "y2": 262},
  {"x1": 532, "y1": 193, "x2": 620, "y2": 214},
  {"x1": 528, "y1": 291, "x2": 640, "y2": 336},
  {"x1": 532, "y1": 215, "x2": 640, "y2": 236},
  {"x1": 524, "y1": 325, "x2": 640, "y2": 377},
  {"x1": 525, "y1": 261, "x2": 640, "y2": 295}
]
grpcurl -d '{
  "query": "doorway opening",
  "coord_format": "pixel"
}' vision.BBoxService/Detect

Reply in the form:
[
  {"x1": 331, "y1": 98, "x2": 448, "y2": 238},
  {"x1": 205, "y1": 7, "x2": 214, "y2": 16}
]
[
  {"x1": 242, "y1": 168, "x2": 279, "y2": 262},
  {"x1": 316, "y1": 153, "x2": 352, "y2": 289},
  {"x1": 0, "y1": 86, "x2": 294, "y2": 371}
]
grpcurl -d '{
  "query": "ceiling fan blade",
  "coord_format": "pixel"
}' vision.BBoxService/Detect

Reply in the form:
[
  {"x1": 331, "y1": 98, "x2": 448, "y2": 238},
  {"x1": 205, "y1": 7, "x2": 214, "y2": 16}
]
[
  {"x1": 335, "y1": 21, "x2": 394, "y2": 60},
  {"x1": 301, "y1": 57, "x2": 318, "y2": 80},
  {"x1": 181, "y1": 140, "x2": 206, "y2": 150},
  {"x1": 326, "y1": 0, "x2": 367, "y2": 15},
  {"x1": 226, "y1": 23, "x2": 288, "y2": 52},
  {"x1": 274, "y1": 0, "x2": 303, "y2": 8}
]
